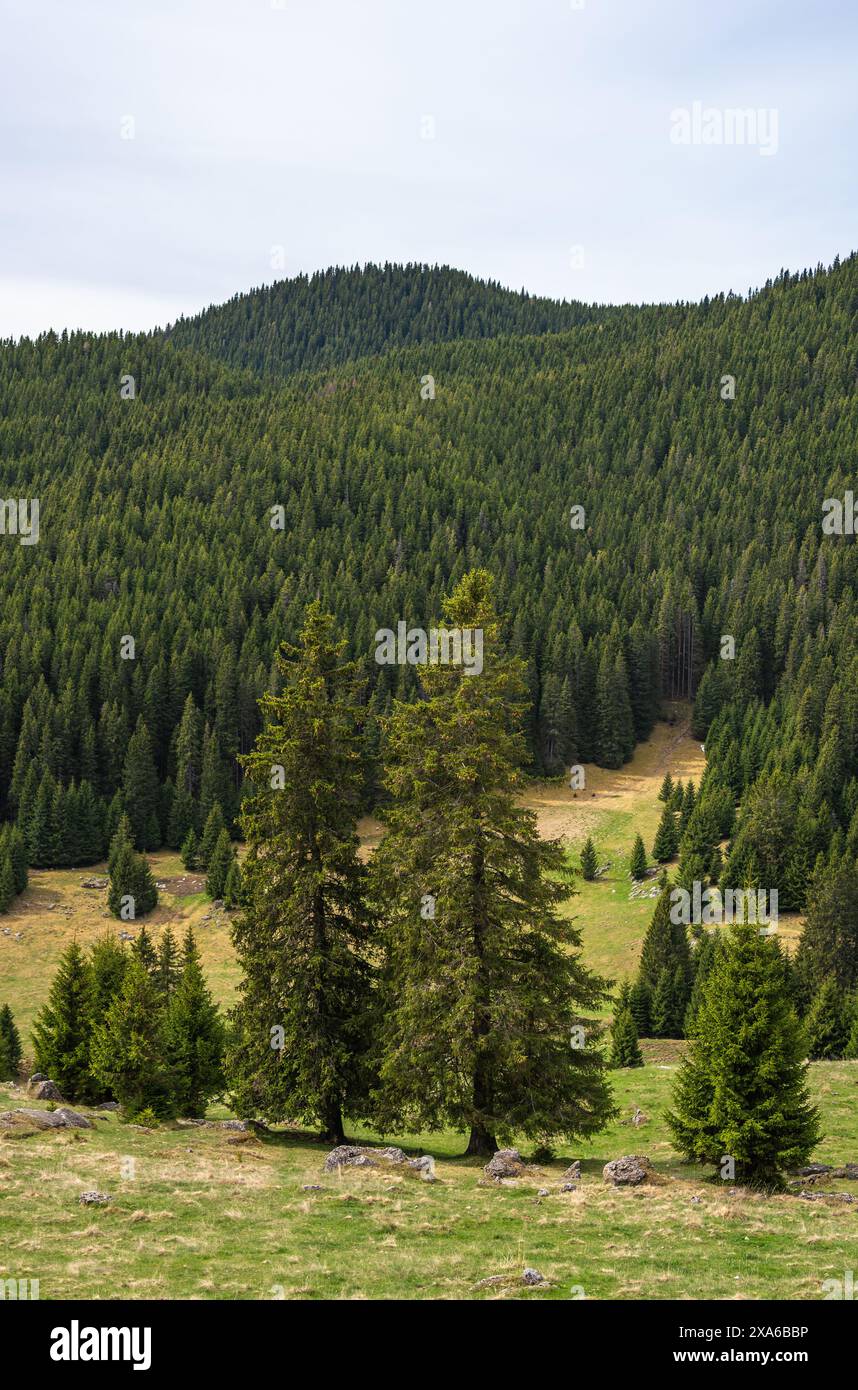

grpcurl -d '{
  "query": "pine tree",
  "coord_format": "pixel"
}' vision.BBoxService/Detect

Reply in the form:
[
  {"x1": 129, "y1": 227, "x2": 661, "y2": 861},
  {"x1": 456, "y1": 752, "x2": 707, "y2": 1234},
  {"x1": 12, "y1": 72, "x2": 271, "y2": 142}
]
[
  {"x1": 610, "y1": 985, "x2": 644, "y2": 1068},
  {"x1": 658, "y1": 772, "x2": 674, "y2": 803},
  {"x1": 370, "y1": 571, "x2": 615, "y2": 1154},
  {"x1": 107, "y1": 813, "x2": 134, "y2": 876},
  {"x1": 223, "y1": 858, "x2": 242, "y2": 908},
  {"x1": 108, "y1": 843, "x2": 158, "y2": 920},
  {"x1": 0, "y1": 854, "x2": 15, "y2": 912},
  {"x1": 684, "y1": 930, "x2": 719, "y2": 1035},
  {"x1": 0, "y1": 1003, "x2": 22, "y2": 1078},
  {"x1": 580, "y1": 836, "x2": 598, "y2": 881},
  {"x1": 155, "y1": 927, "x2": 182, "y2": 1001},
  {"x1": 628, "y1": 980, "x2": 651, "y2": 1036},
  {"x1": 652, "y1": 803, "x2": 678, "y2": 862},
  {"x1": 630, "y1": 833, "x2": 647, "y2": 881},
  {"x1": 804, "y1": 977, "x2": 852, "y2": 1059},
  {"x1": 90, "y1": 958, "x2": 173, "y2": 1119},
  {"x1": 198, "y1": 803, "x2": 226, "y2": 871},
  {"x1": 180, "y1": 827, "x2": 199, "y2": 870},
  {"x1": 31, "y1": 942, "x2": 95, "y2": 1101},
  {"x1": 162, "y1": 931, "x2": 225, "y2": 1117},
  {"x1": 227, "y1": 602, "x2": 375, "y2": 1143},
  {"x1": 667, "y1": 925, "x2": 821, "y2": 1189},
  {"x1": 794, "y1": 858, "x2": 858, "y2": 1009},
  {"x1": 636, "y1": 884, "x2": 692, "y2": 1033},
  {"x1": 89, "y1": 933, "x2": 129, "y2": 1022},
  {"x1": 130, "y1": 923, "x2": 158, "y2": 975},
  {"x1": 123, "y1": 717, "x2": 161, "y2": 850},
  {"x1": 205, "y1": 828, "x2": 233, "y2": 900}
]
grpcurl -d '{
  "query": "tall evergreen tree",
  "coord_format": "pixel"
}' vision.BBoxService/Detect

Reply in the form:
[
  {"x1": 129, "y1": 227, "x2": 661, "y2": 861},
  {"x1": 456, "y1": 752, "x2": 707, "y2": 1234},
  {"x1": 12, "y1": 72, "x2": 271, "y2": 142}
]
[
  {"x1": 580, "y1": 835, "x2": 598, "y2": 881},
  {"x1": 162, "y1": 929, "x2": 225, "y2": 1117},
  {"x1": 31, "y1": 942, "x2": 95, "y2": 1101},
  {"x1": 667, "y1": 925, "x2": 821, "y2": 1189},
  {"x1": 227, "y1": 602, "x2": 375, "y2": 1143},
  {"x1": 630, "y1": 833, "x2": 647, "y2": 881},
  {"x1": 370, "y1": 571, "x2": 615, "y2": 1154},
  {"x1": 90, "y1": 958, "x2": 173, "y2": 1119},
  {"x1": 0, "y1": 1003, "x2": 22, "y2": 1078}
]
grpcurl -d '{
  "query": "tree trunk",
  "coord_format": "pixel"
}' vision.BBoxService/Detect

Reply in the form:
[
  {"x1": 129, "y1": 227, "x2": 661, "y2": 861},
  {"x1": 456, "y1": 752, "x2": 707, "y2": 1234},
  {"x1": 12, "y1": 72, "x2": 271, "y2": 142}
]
[
  {"x1": 321, "y1": 1102, "x2": 345, "y2": 1146},
  {"x1": 465, "y1": 1120, "x2": 497, "y2": 1157}
]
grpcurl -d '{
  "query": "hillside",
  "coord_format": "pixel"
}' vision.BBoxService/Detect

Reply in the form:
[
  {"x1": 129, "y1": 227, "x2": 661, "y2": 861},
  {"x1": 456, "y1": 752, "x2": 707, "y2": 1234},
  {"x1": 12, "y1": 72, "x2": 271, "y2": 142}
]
[
  {"x1": 163, "y1": 262, "x2": 617, "y2": 377},
  {"x1": 1, "y1": 254, "x2": 857, "y2": 917}
]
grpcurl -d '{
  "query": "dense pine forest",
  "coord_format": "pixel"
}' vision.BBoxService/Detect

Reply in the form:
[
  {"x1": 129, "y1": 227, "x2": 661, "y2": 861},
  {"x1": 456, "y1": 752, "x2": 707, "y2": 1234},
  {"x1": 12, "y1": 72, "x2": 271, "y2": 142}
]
[{"x1": 1, "y1": 255, "x2": 857, "y2": 930}]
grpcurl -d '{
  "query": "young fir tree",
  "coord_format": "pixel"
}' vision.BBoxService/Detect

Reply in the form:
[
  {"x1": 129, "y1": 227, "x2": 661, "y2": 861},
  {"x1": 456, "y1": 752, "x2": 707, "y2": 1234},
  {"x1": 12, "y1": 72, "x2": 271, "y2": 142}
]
[
  {"x1": 793, "y1": 858, "x2": 858, "y2": 1009},
  {"x1": 206, "y1": 828, "x2": 234, "y2": 900},
  {"x1": 89, "y1": 933, "x2": 129, "y2": 1021},
  {"x1": 0, "y1": 1003, "x2": 22, "y2": 1078},
  {"x1": 226, "y1": 602, "x2": 375, "y2": 1144},
  {"x1": 652, "y1": 803, "x2": 679, "y2": 862},
  {"x1": 658, "y1": 771, "x2": 674, "y2": 803},
  {"x1": 370, "y1": 571, "x2": 615, "y2": 1155},
  {"x1": 610, "y1": 984, "x2": 644, "y2": 1068},
  {"x1": 31, "y1": 942, "x2": 95, "y2": 1100},
  {"x1": 580, "y1": 836, "x2": 598, "y2": 881},
  {"x1": 630, "y1": 833, "x2": 647, "y2": 881},
  {"x1": 223, "y1": 857, "x2": 242, "y2": 909},
  {"x1": 108, "y1": 843, "x2": 158, "y2": 920},
  {"x1": 0, "y1": 854, "x2": 15, "y2": 912},
  {"x1": 666, "y1": 924, "x2": 821, "y2": 1189},
  {"x1": 180, "y1": 827, "x2": 199, "y2": 870},
  {"x1": 161, "y1": 929, "x2": 225, "y2": 1117},
  {"x1": 90, "y1": 958, "x2": 173, "y2": 1120},
  {"x1": 198, "y1": 803, "x2": 227, "y2": 871},
  {"x1": 155, "y1": 926, "x2": 182, "y2": 1001},
  {"x1": 804, "y1": 977, "x2": 853, "y2": 1059},
  {"x1": 684, "y1": 930, "x2": 720, "y2": 1036},
  {"x1": 636, "y1": 883, "x2": 692, "y2": 1033},
  {"x1": 122, "y1": 717, "x2": 161, "y2": 850},
  {"x1": 628, "y1": 979, "x2": 651, "y2": 1036},
  {"x1": 130, "y1": 923, "x2": 158, "y2": 976},
  {"x1": 107, "y1": 813, "x2": 134, "y2": 876}
]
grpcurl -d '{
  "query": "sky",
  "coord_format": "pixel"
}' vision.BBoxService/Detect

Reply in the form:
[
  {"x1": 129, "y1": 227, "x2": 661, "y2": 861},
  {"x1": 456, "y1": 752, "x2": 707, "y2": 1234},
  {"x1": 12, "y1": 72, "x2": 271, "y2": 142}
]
[{"x1": 1, "y1": 0, "x2": 856, "y2": 337}]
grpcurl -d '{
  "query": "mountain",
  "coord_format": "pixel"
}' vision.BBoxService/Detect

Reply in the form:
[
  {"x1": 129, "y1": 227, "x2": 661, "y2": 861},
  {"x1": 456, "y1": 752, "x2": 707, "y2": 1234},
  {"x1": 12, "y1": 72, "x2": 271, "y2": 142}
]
[
  {"x1": 163, "y1": 262, "x2": 615, "y2": 377},
  {"x1": 1, "y1": 255, "x2": 856, "y2": 913}
]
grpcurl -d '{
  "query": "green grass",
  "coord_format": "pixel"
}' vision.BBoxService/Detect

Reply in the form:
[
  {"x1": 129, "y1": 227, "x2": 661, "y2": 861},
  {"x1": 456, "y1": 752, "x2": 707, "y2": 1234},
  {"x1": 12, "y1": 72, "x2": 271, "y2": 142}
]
[{"x1": 3, "y1": 1062, "x2": 857, "y2": 1301}]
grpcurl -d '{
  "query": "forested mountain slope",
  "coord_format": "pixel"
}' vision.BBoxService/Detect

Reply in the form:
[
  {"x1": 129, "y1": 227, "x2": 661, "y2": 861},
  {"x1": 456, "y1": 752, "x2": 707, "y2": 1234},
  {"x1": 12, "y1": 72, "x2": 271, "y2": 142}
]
[
  {"x1": 0, "y1": 255, "x2": 856, "y2": 915},
  {"x1": 163, "y1": 262, "x2": 620, "y2": 377}
]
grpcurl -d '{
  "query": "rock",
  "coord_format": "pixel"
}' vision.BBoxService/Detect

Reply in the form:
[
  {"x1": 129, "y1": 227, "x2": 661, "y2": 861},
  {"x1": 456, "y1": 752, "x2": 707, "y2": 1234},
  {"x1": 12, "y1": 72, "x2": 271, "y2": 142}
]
[
  {"x1": 409, "y1": 1155, "x2": 436, "y2": 1177},
  {"x1": 31, "y1": 1080, "x2": 63, "y2": 1101},
  {"x1": 522, "y1": 1267, "x2": 545, "y2": 1285},
  {"x1": 562, "y1": 1160, "x2": 582, "y2": 1181},
  {"x1": 376, "y1": 1146, "x2": 408, "y2": 1164},
  {"x1": 211, "y1": 900, "x2": 224, "y2": 910},
  {"x1": 218, "y1": 1120, "x2": 248, "y2": 1131},
  {"x1": 79, "y1": 1191, "x2": 111, "y2": 1206},
  {"x1": 27, "y1": 1073, "x2": 47, "y2": 1086},
  {"x1": 94, "y1": 1102, "x2": 120, "y2": 1111},
  {"x1": 603, "y1": 1154, "x2": 652, "y2": 1187},
  {"x1": 81, "y1": 877, "x2": 108, "y2": 889},
  {"x1": 484, "y1": 1148, "x2": 525, "y2": 1180},
  {"x1": 631, "y1": 1108, "x2": 649, "y2": 1128},
  {"x1": 302, "y1": 1184, "x2": 324, "y2": 1191},
  {"x1": 324, "y1": 1145, "x2": 378, "y2": 1172},
  {"x1": 537, "y1": 1187, "x2": 550, "y2": 1197},
  {"x1": 796, "y1": 1163, "x2": 833, "y2": 1176},
  {"x1": 1, "y1": 1107, "x2": 92, "y2": 1130},
  {"x1": 559, "y1": 1182, "x2": 578, "y2": 1193}
]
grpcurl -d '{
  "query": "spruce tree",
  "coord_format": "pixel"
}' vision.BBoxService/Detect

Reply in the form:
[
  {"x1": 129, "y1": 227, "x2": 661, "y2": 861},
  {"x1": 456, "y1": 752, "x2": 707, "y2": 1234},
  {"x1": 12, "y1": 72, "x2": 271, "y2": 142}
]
[
  {"x1": 652, "y1": 803, "x2": 678, "y2": 862},
  {"x1": 31, "y1": 942, "x2": 95, "y2": 1100},
  {"x1": 162, "y1": 931, "x2": 225, "y2": 1117},
  {"x1": 630, "y1": 833, "x2": 647, "y2": 881},
  {"x1": 89, "y1": 933, "x2": 129, "y2": 1021},
  {"x1": 610, "y1": 985, "x2": 644, "y2": 1068},
  {"x1": 198, "y1": 803, "x2": 226, "y2": 871},
  {"x1": 90, "y1": 958, "x2": 173, "y2": 1119},
  {"x1": 580, "y1": 835, "x2": 598, "y2": 881},
  {"x1": 205, "y1": 828, "x2": 234, "y2": 900},
  {"x1": 155, "y1": 926, "x2": 181, "y2": 1001},
  {"x1": 0, "y1": 854, "x2": 15, "y2": 912},
  {"x1": 0, "y1": 1003, "x2": 22, "y2": 1078},
  {"x1": 667, "y1": 925, "x2": 821, "y2": 1189},
  {"x1": 371, "y1": 571, "x2": 615, "y2": 1154},
  {"x1": 636, "y1": 883, "x2": 692, "y2": 1032},
  {"x1": 130, "y1": 923, "x2": 158, "y2": 974},
  {"x1": 794, "y1": 858, "x2": 858, "y2": 1008},
  {"x1": 122, "y1": 717, "x2": 161, "y2": 850},
  {"x1": 223, "y1": 858, "x2": 242, "y2": 908},
  {"x1": 108, "y1": 842, "x2": 158, "y2": 920},
  {"x1": 804, "y1": 977, "x2": 852, "y2": 1059},
  {"x1": 628, "y1": 979, "x2": 651, "y2": 1036},
  {"x1": 180, "y1": 827, "x2": 199, "y2": 870},
  {"x1": 658, "y1": 772, "x2": 674, "y2": 803},
  {"x1": 227, "y1": 602, "x2": 375, "y2": 1143}
]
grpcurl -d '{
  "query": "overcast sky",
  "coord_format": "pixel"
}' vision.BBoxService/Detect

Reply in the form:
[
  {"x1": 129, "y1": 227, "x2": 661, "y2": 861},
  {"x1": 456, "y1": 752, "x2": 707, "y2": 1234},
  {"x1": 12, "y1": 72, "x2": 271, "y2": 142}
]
[{"x1": 1, "y1": 0, "x2": 855, "y2": 337}]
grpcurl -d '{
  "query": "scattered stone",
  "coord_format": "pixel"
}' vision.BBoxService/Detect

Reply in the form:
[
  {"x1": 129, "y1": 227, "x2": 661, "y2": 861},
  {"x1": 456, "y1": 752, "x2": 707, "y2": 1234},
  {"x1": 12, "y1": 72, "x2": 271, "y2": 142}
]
[
  {"x1": 631, "y1": 1108, "x2": 649, "y2": 1128},
  {"x1": 324, "y1": 1145, "x2": 378, "y2": 1172},
  {"x1": 408, "y1": 1155, "x2": 436, "y2": 1178},
  {"x1": 603, "y1": 1154, "x2": 652, "y2": 1187},
  {"x1": 0, "y1": 1107, "x2": 92, "y2": 1130},
  {"x1": 211, "y1": 900, "x2": 224, "y2": 910},
  {"x1": 484, "y1": 1148, "x2": 525, "y2": 1180},
  {"x1": 562, "y1": 1160, "x2": 582, "y2": 1181},
  {"x1": 28, "y1": 1073, "x2": 47, "y2": 1086},
  {"x1": 537, "y1": 1187, "x2": 550, "y2": 1197},
  {"x1": 796, "y1": 1163, "x2": 833, "y2": 1176},
  {"x1": 559, "y1": 1182, "x2": 578, "y2": 1193},
  {"x1": 302, "y1": 1184, "x2": 324, "y2": 1191},
  {"x1": 79, "y1": 1191, "x2": 111, "y2": 1206},
  {"x1": 376, "y1": 1146, "x2": 408, "y2": 1164},
  {"x1": 218, "y1": 1120, "x2": 248, "y2": 1131},
  {"x1": 94, "y1": 1101, "x2": 120, "y2": 1111},
  {"x1": 31, "y1": 1079, "x2": 63, "y2": 1101},
  {"x1": 81, "y1": 877, "x2": 108, "y2": 889},
  {"x1": 522, "y1": 1267, "x2": 545, "y2": 1285}
]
